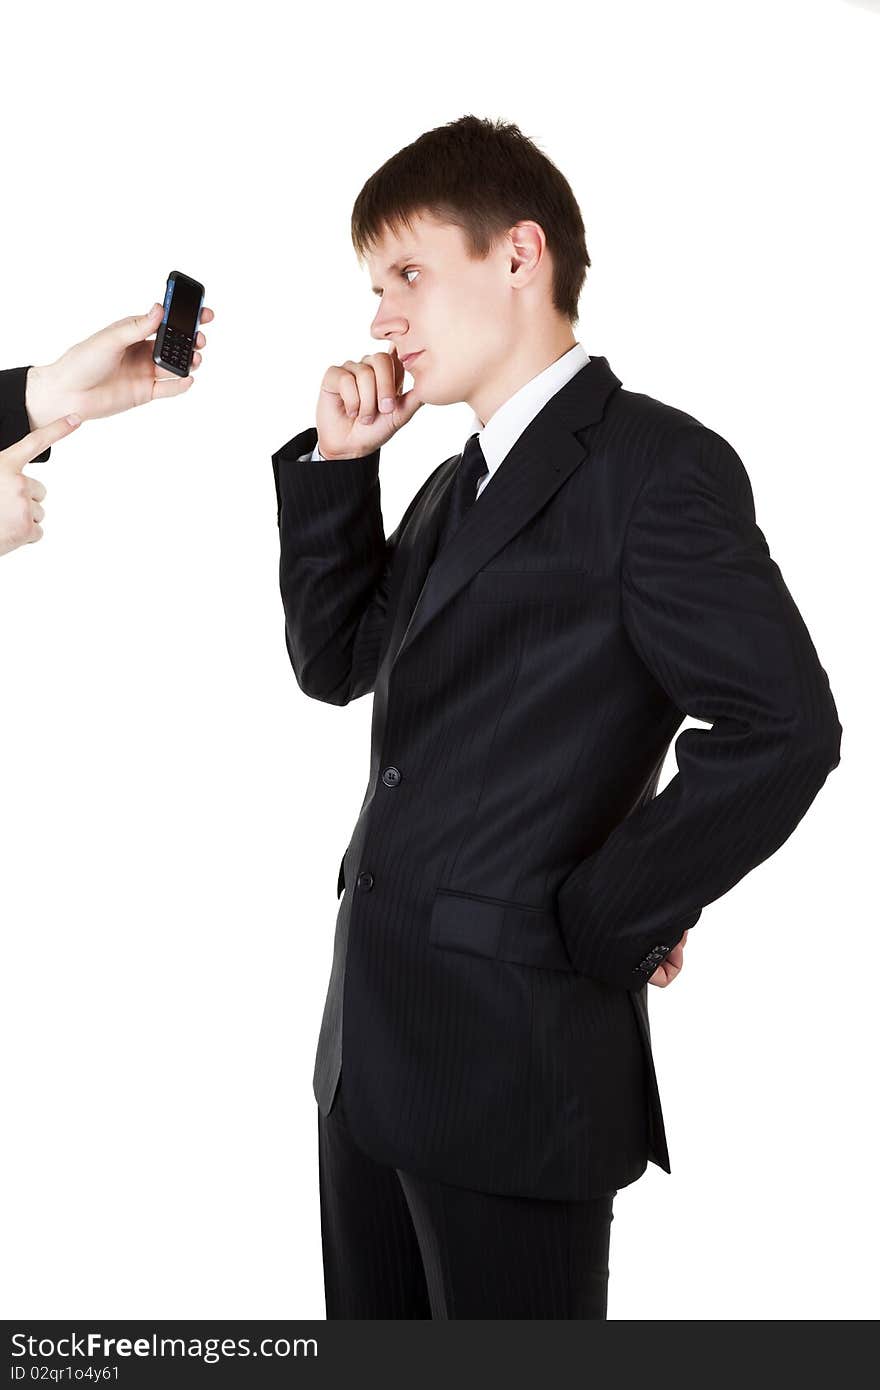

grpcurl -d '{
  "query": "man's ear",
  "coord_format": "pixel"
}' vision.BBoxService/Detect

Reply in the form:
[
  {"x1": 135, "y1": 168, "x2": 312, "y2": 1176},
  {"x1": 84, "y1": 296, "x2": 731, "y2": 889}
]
[{"x1": 508, "y1": 220, "x2": 546, "y2": 281}]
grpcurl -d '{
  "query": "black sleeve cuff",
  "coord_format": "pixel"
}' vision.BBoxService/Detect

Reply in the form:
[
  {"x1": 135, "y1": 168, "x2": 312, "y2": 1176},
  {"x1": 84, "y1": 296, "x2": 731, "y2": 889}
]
[
  {"x1": 0, "y1": 366, "x2": 51, "y2": 461},
  {"x1": 631, "y1": 941, "x2": 676, "y2": 986}
]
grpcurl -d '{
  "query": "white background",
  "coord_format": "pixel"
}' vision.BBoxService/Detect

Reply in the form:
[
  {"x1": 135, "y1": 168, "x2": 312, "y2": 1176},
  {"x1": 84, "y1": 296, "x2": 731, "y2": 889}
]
[{"x1": 1, "y1": 0, "x2": 875, "y2": 1321}]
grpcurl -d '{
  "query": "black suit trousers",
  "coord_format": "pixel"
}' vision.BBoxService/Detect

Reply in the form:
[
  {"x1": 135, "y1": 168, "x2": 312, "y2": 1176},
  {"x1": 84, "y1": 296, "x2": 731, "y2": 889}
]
[{"x1": 318, "y1": 1071, "x2": 616, "y2": 1320}]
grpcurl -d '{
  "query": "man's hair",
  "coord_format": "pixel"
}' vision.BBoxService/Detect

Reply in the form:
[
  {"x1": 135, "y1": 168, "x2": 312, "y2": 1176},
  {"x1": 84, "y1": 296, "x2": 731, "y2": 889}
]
[{"x1": 351, "y1": 115, "x2": 591, "y2": 324}]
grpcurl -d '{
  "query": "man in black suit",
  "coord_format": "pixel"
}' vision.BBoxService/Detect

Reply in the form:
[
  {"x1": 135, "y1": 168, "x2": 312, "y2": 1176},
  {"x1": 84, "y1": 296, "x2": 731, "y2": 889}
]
[{"x1": 271, "y1": 116, "x2": 842, "y2": 1319}]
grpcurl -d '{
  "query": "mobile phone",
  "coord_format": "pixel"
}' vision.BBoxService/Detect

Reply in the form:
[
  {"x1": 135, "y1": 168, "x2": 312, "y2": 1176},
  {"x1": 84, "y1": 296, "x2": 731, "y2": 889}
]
[{"x1": 153, "y1": 270, "x2": 205, "y2": 377}]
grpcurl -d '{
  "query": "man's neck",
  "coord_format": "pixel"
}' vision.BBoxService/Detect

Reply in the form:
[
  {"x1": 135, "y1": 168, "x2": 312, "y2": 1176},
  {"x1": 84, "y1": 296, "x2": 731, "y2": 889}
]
[{"x1": 469, "y1": 325, "x2": 578, "y2": 426}]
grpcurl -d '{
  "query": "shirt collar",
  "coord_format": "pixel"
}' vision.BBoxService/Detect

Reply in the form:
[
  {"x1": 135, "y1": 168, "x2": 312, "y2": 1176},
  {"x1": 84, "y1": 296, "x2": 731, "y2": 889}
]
[{"x1": 466, "y1": 342, "x2": 590, "y2": 476}]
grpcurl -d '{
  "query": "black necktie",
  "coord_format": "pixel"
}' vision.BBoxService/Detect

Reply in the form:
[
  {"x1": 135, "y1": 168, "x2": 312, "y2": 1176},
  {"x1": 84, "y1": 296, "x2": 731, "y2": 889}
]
[{"x1": 434, "y1": 433, "x2": 488, "y2": 560}]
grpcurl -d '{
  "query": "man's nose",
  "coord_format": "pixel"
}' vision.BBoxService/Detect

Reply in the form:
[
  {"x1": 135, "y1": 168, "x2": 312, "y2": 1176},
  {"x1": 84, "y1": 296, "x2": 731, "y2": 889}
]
[{"x1": 371, "y1": 305, "x2": 408, "y2": 341}]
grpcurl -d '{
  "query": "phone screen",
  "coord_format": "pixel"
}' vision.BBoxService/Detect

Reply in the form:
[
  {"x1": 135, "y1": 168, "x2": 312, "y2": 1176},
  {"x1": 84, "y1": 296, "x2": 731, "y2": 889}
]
[{"x1": 163, "y1": 275, "x2": 202, "y2": 335}]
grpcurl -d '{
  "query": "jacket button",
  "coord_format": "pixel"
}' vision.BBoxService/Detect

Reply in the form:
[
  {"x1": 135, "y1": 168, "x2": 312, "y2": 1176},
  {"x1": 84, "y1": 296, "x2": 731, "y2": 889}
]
[
  {"x1": 356, "y1": 871, "x2": 374, "y2": 891},
  {"x1": 381, "y1": 766, "x2": 401, "y2": 787}
]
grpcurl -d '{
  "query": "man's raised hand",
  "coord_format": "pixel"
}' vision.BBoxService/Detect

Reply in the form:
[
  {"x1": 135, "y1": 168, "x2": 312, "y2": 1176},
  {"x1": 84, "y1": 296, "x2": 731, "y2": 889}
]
[{"x1": 316, "y1": 346, "x2": 422, "y2": 459}]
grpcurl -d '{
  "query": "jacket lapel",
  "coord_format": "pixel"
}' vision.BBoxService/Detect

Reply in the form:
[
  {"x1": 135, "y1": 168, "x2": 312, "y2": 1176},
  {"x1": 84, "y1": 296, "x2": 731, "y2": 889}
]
[
  {"x1": 387, "y1": 355, "x2": 622, "y2": 672},
  {"x1": 378, "y1": 451, "x2": 461, "y2": 678}
]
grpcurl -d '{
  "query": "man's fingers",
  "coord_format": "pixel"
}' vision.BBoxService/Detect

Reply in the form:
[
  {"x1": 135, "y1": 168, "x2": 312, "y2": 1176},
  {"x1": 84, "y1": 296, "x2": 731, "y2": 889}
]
[
  {"x1": 0, "y1": 414, "x2": 81, "y2": 473},
  {"x1": 344, "y1": 361, "x2": 379, "y2": 421},
  {"x1": 321, "y1": 365, "x2": 360, "y2": 418},
  {"x1": 649, "y1": 943, "x2": 687, "y2": 987},
  {"x1": 361, "y1": 351, "x2": 397, "y2": 411},
  {"x1": 661, "y1": 946, "x2": 684, "y2": 976},
  {"x1": 27, "y1": 476, "x2": 47, "y2": 503},
  {"x1": 389, "y1": 344, "x2": 406, "y2": 395},
  {"x1": 199, "y1": 306, "x2": 214, "y2": 325}
]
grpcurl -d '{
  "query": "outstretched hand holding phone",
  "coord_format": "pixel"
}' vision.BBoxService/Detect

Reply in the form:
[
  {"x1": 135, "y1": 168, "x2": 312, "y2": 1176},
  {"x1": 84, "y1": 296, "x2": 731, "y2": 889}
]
[
  {"x1": 1, "y1": 285, "x2": 214, "y2": 558},
  {"x1": 24, "y1": 301, "x2": 214, "y2": 428},
  {"x1": 316, "y1": 345, "x2": 422, "y2": 459}
]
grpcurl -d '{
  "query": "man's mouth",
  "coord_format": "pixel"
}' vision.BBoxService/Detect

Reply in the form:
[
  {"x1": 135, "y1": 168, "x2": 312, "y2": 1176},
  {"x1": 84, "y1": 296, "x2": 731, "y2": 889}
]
[{"x1": 400, "y1": 350, "x2": 424, "y2": 369}]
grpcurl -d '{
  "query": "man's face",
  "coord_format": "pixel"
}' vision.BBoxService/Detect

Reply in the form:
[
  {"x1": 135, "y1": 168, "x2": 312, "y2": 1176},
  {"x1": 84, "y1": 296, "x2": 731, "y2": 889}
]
[{"x1": 366, "y1": 212, "x2": 515, "y2": 411}]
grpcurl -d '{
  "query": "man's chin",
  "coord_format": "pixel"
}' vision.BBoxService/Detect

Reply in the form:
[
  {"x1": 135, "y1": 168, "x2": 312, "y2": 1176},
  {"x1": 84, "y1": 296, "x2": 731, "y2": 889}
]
[{"x1": 416, "y1": 377, "x2": 468, "y2": 409}]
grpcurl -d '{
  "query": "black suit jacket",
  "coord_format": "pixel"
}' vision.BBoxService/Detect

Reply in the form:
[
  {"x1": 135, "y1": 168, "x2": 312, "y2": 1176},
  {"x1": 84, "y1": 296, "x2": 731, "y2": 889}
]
[{"x1": 271, "y1": 355, "x2": 842, "y2": 1200}]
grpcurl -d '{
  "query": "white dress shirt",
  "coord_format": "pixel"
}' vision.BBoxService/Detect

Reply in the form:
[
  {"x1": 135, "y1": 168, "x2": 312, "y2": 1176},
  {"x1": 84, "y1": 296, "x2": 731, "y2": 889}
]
[{"x1": 301, "y1": 343, "x2": 591, "y2": 506}]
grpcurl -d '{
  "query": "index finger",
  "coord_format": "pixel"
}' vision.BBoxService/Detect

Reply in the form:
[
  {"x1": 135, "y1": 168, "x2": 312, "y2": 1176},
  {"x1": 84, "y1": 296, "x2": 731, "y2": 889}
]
[
  {"x1": 0, "y1": 414, "x2": 81, "y2": 473},
  {"x1": 389, "y1": 343, "x2": 406, "y2": 395},
  {"x1": 199, "y1": 306, "x2": 214, "y2": 324}
]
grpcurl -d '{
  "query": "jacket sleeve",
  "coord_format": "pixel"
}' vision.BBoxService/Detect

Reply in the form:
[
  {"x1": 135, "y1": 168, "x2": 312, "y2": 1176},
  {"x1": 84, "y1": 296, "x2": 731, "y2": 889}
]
[
  {"x1": 0, "y1": 366, "x2": 51, "y2": 458},
  {"x1": 271, "y1": 425, "x2": 438, "y2": 705},
  {"x1": 555, "y1": 423, "x2": 843, "y2": 991}
]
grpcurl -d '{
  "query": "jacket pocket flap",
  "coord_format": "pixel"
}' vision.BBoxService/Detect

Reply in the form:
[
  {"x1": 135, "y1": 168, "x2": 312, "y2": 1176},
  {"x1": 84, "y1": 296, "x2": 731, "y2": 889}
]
[{"x1": 429, "y1": 888, "x2": 574, "y2": 972}]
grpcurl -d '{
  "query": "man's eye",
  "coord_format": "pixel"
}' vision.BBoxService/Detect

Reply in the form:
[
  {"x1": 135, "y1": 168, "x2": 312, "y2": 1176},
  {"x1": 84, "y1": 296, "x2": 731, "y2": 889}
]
[{"x1": 373, "y1": 269, "x2": 419, "y2": 298}]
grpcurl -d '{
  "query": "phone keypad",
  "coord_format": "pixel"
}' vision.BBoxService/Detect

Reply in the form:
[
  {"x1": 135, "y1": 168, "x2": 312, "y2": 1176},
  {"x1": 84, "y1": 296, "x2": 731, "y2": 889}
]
[{"x1": 161, "y1": 328, "x2": 193, "y2": 372}]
